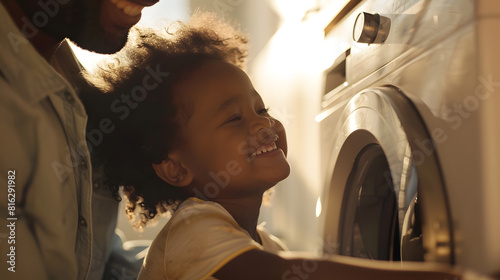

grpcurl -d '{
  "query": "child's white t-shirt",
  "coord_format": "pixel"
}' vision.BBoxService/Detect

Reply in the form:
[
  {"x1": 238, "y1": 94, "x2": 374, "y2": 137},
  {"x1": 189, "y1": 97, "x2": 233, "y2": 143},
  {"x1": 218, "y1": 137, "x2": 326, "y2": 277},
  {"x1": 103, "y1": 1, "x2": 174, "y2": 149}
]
[{"x1": 137, "y1": 197, "x2": 287, "y2": 280}]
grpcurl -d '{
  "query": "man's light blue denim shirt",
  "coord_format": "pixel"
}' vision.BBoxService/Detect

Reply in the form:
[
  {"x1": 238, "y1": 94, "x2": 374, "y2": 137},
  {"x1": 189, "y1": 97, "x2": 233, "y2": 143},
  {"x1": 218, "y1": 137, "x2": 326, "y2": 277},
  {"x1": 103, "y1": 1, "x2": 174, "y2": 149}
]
[{"x1": 0, "y1": 3, "x2": 118, "y2": 279}]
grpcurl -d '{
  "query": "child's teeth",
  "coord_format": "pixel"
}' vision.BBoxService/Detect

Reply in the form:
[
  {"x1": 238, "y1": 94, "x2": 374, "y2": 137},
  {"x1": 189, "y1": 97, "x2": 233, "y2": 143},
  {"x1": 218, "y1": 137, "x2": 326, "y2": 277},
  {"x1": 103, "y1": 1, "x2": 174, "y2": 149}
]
[{"x1": 250, "y1": 139, "x2": 279, "y2": 158}]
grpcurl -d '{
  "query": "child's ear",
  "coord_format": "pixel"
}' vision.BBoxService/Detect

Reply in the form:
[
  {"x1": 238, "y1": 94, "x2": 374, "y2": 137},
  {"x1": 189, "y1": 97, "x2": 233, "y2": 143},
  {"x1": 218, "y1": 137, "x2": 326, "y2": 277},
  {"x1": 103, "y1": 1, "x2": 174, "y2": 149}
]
[{"x1": 152, "y1": 154, "x2": 193, "y2": 187}]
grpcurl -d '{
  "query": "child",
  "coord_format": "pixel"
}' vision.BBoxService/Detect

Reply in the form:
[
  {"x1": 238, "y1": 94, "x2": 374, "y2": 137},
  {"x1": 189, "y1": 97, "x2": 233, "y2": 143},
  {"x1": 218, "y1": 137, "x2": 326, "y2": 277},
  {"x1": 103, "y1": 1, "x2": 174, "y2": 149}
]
[{"x1": 82, "y1": 12, "x2": 464, "y2": 280}]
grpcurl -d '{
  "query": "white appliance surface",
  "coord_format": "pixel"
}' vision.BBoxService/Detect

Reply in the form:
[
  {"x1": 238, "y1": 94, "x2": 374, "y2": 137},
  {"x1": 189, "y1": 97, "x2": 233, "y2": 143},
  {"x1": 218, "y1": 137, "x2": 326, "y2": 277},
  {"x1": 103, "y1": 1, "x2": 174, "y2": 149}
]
[{"x1": 314, "y1": 0, "x2": 500, "y2": 275}]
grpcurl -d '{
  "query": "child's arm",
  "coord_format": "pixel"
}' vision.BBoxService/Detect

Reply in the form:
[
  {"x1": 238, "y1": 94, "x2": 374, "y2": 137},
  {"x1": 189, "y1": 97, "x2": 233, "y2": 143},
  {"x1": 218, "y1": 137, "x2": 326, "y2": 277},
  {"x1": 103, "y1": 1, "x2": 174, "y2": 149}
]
[{"x1": 213, "y1": 249, "x2": 466, "y2": 280}]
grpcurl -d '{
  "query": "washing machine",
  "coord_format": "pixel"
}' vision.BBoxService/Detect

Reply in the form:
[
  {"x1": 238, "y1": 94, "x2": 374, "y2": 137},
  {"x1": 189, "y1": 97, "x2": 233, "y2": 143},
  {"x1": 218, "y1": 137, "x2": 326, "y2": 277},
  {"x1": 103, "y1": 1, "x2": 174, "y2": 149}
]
[{"x1": 317, "y1": 0, "x2": 500, "y2": 275}]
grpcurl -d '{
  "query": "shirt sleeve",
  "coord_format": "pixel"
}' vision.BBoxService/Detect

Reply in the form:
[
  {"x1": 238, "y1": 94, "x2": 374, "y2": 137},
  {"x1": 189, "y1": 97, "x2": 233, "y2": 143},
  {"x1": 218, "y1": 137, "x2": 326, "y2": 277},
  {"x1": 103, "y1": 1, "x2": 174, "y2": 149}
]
[{"x1": 164, "y1": 201, "x2": 261, "y2": 280}]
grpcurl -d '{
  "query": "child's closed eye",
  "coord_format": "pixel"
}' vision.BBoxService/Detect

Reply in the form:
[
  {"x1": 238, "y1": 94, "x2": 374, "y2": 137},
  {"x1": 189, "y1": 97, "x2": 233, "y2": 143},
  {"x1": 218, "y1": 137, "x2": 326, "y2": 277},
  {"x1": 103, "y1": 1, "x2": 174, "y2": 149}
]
[
  {"x1": 224, "y1": 114, "x2": 242, "y2": 124},
  {"x1": 221, "y1": 107, "x2": 269, "y2": 126},
  {"x1": 257, "y1": 107, "x2": 270, "y2": 115}
]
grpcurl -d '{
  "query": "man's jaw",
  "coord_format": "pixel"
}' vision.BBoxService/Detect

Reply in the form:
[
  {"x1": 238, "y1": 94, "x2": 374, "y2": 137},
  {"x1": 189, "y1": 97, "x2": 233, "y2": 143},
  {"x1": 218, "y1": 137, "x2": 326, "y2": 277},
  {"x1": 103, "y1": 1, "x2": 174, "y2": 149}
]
[
  {"x1": 86, "y1": 0, "x2": 157, "y2": 54},
  {"x1": 109, "y1": 0, "x2": 146, "y2": 17}
]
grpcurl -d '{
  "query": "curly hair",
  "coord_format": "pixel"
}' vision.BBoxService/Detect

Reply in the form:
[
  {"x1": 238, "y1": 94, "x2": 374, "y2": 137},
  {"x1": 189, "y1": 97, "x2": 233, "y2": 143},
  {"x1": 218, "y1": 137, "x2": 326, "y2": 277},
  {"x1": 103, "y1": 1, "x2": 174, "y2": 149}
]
[{"x1": 80, "y1": 12, "x2": 248, "y2": 228}]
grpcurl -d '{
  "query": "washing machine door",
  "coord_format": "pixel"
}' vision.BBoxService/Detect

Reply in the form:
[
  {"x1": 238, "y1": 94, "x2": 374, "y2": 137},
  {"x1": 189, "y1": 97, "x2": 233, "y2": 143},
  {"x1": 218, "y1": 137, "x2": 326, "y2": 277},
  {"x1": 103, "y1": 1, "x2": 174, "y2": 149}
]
[{"x1": 322, "y1": 86, "x2": 454, "y2": 264}]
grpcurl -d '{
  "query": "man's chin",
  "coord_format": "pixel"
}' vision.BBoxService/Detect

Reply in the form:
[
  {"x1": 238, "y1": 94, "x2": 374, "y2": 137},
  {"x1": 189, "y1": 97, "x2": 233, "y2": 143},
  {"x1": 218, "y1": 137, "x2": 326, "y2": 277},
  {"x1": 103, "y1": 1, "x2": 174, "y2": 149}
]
[{"x1": 73, "y1": 32, "x2": 129, "y2": 54}]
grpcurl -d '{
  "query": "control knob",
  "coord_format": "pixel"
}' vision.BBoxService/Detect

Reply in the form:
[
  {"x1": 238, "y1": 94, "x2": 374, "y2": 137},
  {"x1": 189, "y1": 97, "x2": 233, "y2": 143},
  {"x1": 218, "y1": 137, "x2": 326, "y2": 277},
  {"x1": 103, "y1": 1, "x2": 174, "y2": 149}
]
[{"x1": 353, "y1": 12, "x2": 391, "y2": 44}]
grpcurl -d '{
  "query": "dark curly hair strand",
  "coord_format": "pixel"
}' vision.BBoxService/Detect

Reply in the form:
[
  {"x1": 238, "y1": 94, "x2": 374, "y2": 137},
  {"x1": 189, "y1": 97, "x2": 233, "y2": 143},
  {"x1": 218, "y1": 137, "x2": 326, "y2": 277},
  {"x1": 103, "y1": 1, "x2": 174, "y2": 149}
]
[{"x1": 81, "y1": 12, "x2": 248, "y2": 228}]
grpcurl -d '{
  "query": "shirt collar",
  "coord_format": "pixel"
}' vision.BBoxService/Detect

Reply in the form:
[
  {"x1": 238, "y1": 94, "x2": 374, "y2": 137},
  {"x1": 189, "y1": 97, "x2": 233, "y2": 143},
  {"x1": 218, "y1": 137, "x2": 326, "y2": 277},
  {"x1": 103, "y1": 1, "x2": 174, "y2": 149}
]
[{"x1": 0, "y1": 3, "x2": 71, "y2": 105}]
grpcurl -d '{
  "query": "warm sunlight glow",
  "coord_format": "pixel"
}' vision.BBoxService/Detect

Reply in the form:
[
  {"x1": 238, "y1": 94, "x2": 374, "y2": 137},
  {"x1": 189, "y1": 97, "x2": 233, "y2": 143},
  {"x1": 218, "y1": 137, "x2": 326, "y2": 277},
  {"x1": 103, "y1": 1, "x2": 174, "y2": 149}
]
[
  {"x1": 316, "y1": 197, "x2": 322, "y2": 217},
  {"x1": 272, "y1": 0, "x2": 316, "y2": 21},
  {"x1": 70, "y1": 42, "x2": 106, "y2": 72},
  {"x1": 266, "y1": 21, "x2": 329, "y2": 74}
]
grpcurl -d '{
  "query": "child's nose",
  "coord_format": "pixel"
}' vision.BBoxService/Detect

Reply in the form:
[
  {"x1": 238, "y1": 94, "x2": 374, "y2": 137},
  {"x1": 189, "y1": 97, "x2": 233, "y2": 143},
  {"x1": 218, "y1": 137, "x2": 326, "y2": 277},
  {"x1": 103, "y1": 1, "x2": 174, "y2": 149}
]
[
  {"x1": 250, "y1": 115, "x2": 275, "y2": 133},
  {"x1": 249, "y1": 115, "x2": 276, "y2": 145}
]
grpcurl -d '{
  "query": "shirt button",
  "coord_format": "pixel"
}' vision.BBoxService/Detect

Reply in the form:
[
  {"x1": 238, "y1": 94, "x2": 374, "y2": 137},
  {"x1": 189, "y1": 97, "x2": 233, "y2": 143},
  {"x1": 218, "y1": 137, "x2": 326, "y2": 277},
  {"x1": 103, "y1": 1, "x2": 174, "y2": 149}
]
[
  {"x1": 80, "y1": 160, "x2": 87, "y2": 170},
  {"x1": 64, "y1": 91, "x2": 75, "y2": 103},
  {"x1": 79, "y1": 216, "x2": 87, "y2": 227}
]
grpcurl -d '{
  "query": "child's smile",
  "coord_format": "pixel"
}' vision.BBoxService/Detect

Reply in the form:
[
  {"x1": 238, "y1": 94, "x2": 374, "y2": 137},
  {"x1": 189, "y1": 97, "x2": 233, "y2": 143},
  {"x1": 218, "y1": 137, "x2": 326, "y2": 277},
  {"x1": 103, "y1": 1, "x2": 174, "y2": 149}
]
[
  {"x1": 173, "y1": 59, "x2": 291, "y2": 199},
  {"x1": 250, "y1": 134, "x2": 279, "y2": 158}
]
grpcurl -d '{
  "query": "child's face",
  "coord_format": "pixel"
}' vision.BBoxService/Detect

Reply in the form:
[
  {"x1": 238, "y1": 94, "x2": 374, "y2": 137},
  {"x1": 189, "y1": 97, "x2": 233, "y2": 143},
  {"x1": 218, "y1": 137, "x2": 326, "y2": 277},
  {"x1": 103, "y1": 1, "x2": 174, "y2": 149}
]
[{"x1": 174, "y1": 59, "x2": 290, "y2": 199}]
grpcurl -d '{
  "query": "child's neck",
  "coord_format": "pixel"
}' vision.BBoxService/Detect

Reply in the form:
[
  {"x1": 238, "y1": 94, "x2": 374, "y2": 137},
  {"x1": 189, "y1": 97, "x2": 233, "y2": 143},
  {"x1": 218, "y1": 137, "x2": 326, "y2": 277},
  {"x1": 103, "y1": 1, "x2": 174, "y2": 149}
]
[{"x1": 213, "y1": 195, "x2": 263, "y2": 244}]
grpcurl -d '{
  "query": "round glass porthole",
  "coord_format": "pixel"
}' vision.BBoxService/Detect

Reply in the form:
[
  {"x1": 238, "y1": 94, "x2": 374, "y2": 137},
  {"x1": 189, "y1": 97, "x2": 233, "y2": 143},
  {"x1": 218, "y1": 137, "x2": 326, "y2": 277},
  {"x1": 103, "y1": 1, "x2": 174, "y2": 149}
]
[
  {"x1": 339, "y1": 143, "x2": 400, "y2": 260},
  {"x1": 322, "y1": 87, "x2": 453, "y2": 264}
]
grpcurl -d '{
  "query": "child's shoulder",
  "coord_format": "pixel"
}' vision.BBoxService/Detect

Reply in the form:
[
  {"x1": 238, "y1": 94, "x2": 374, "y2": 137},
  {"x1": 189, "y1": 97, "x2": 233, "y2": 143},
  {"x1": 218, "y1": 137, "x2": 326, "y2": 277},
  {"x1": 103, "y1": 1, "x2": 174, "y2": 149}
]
[{"x1": 167, "y1": 197, "x2": 235, "y2": 229}]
